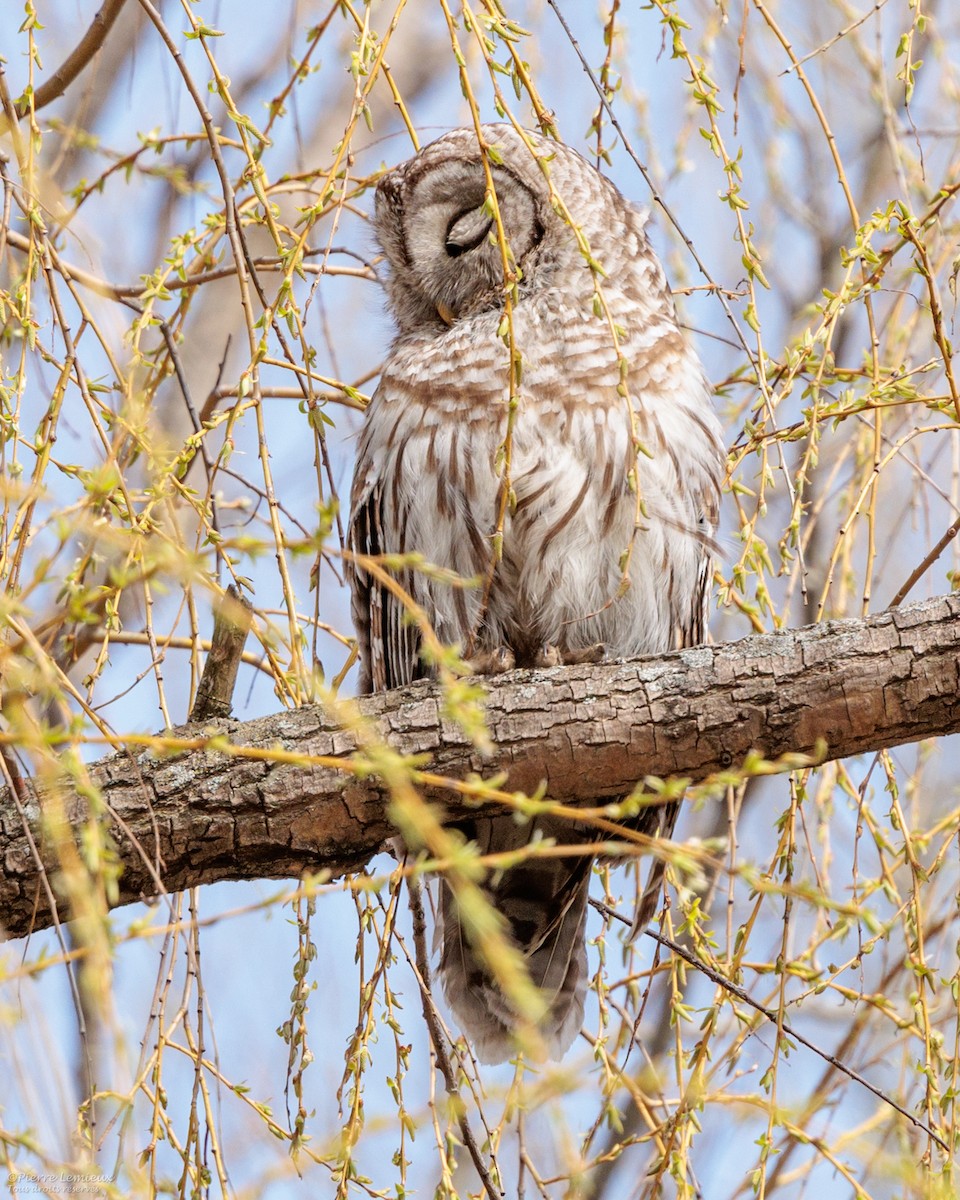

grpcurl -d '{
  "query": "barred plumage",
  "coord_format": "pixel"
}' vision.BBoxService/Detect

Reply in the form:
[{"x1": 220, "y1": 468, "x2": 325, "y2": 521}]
[{"x1": 348, "y1": 125, "x2": 723, "y2": 1062}]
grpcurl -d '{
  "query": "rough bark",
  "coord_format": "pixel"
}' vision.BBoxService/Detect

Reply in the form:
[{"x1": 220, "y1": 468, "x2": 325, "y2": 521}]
[{"x1": 2, "y1": 593, "x2": 959, "y2": 941}]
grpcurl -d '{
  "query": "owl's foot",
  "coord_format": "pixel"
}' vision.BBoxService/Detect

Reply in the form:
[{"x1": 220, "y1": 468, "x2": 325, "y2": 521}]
[
  {"x1": 563, "y1": 642, "x2": 606, "y2": 665},
  {"x1": 465, "y1": 645, "x2": 516, "y2": 675},
  {"x1": 534, "y1": 642, "x2": 605, "y2": 668},
  {"x1": 533, "y1": 643, "x2": 562, "y2": 668}
]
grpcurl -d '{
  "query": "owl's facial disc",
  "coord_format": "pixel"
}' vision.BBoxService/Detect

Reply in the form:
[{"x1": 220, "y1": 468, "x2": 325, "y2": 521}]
[{"x1": 377, "y1": 145, "x2": 546, "y2": 333}]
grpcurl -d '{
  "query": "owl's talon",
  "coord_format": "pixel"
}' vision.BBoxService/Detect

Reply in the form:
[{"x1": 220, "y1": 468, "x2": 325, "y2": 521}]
[{"x1": 466, "y1": 646, "x2": 516, "y2": 675}]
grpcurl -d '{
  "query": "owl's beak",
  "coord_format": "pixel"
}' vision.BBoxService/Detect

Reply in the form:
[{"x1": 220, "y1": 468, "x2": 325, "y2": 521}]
[{"x1": 436, "y1": 302, "x2": 456, "y2": 325}]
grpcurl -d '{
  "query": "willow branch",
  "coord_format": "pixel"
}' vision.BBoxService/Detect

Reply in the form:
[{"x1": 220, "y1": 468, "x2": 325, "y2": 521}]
[{"x1": 14, "y1": 0, "x2": 129, "y2": 121}]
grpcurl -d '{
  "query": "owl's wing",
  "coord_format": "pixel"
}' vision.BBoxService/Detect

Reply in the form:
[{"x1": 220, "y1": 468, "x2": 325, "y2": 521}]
[
  {"x1": 347, "y1": 471, "x2": 425, "y2": 695},
  {"x1": 675, "y1": 443, "x2": 723, "y2": 650},
  {"x1": 678, "y1": 543, "x2": 714, "y2": 649}
]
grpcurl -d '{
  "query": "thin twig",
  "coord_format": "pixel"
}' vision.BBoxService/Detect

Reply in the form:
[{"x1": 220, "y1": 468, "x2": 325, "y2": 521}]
[
  {"x1": 544, "y1": 0, "x2": 756, "y2": 367},
  {"x1": 590, "y1": 899, "x2": 950, "y2": 1154},
  {"x1": 889, "y1": 512, "x2": 960, "y2": 606},
  {"x1": 406, "y1": 878, "x2": 505, "y2": 1200},
  {"x1": 778, "y1": 1, "x2": 889, "y2": 76}
]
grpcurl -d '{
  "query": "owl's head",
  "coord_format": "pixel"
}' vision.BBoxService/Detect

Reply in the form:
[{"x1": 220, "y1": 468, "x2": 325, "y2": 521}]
[{"x1": 373, "y1": 125, "x2": 565, "y2": 335}]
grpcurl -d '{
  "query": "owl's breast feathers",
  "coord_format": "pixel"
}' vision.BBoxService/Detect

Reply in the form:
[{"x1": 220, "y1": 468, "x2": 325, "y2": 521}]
[{"x1": 351, "y1": 287, "x2": 721, "y2": 668}]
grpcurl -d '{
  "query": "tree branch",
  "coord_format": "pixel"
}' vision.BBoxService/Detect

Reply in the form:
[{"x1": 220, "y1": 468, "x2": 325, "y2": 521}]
[
  {"x1": 3, "y1": 594, "x2": 959, "y2": 941},
  {"x1": 14, "y1": 0, "x2": 129, "y2": 120}
]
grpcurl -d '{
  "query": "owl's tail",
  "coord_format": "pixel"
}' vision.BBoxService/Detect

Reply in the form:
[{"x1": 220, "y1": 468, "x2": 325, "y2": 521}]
[{"x1": 437, "y1": 816, "x2": 590, "y2": 1064}]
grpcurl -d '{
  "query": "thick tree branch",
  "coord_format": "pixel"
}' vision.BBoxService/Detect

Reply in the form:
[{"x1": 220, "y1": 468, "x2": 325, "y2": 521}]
[{"x1": 2, "y1": 594, "x2": 959, "y2": 941}]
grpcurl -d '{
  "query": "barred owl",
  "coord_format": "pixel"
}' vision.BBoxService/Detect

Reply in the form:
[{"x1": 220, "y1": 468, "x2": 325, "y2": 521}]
[{"x1": 348, "y1": 124, "x2": 724, "y2": 1063}]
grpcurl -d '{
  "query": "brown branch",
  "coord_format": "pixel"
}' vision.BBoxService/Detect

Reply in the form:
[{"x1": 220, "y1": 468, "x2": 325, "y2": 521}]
[
  {"x1": 2, "y1": 594, "x2": 959, "y2": 941},
  {"x1": 407, "y1": 879, "x2": 504, "y2": 1199},
  {"x1": 13, "y1": 0, "x2": 129, "y2": 121},
  {"x1": 190, "y1": 586, "x2": 254, "y2": 722}
]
